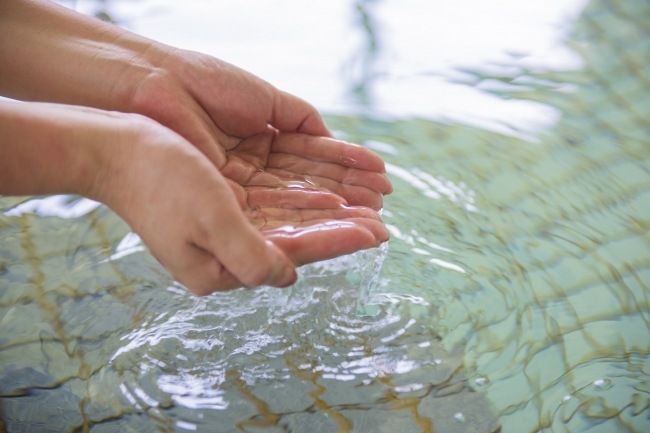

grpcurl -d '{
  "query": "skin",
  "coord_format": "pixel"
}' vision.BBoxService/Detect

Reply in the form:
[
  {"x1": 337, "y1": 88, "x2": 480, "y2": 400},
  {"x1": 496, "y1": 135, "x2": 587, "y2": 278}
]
[
  {"x1": 0, "y1": 101, "x2": 389, "y2": 294},
  {"x1": 0, "y1": 0, "x2": 393, "y2": 295},
  {"x1": 0, "y1": 0, "x2": 392, "y2": 207}
]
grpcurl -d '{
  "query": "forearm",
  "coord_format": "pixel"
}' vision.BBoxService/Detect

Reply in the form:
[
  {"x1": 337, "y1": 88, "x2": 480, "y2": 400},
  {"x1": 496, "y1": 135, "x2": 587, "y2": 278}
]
[
  {"x1": 0, "y1": 0, "x2": 170, "y2": 109},
  {"x1": 0, "y1": 99, "x2": 114, "y2": 197}
]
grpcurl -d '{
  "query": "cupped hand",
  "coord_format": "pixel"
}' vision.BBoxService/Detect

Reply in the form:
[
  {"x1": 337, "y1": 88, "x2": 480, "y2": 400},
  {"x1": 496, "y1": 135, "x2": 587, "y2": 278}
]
[
  {"x1": 0, "y1": 1, "x2": 392, "y2": 297},
  {"x1": 120, "y1": 49, "x2": 392, "y2": 208},
  {"x1": 98, "y1": 116, "x2": 387, "y2": 296},
  {"x1": 228, "y1": 192, "x2": 389, "y2": 290}
]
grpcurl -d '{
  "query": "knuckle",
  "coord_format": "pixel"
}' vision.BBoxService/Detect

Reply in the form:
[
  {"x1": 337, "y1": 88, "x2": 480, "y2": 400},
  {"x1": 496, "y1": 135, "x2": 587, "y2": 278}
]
[{"x1": 173, "y1": 257, "x2": 241, "y2": 296}]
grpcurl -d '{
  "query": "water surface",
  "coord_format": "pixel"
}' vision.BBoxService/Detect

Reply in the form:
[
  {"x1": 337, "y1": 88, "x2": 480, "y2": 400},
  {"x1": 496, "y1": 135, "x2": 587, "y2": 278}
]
[{"x1": 2, "y1": 0, "x2": 650, "y2": 431}]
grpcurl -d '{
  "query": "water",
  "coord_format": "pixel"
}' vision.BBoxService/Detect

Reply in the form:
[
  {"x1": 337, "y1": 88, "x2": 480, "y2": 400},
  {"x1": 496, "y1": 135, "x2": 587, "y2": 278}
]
[{"x1": 2, "y1": 0, "x2": 650, "y2": 431}]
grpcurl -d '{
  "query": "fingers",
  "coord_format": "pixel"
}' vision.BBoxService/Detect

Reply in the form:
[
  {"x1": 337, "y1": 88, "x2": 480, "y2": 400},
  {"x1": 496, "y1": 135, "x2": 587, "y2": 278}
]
[
  {"x1": 266, "y1": 168, "x2": 382, "y2": 209},
  {"x1": 221, "y1": 144, "x2": 363, "y2": 210},
  {"x1": 192, "y1": 197, "x2": 298, "y2": 290},
  {"x1": 248, "y1": 205, "x2": 383, "y2": 225},
  {"x1": 157, "y1": 207, "x2": 389, "y2": 295},
  {"x1": 270, "y1": 89, "x2": 333, "y2": 137},
  {"x1": 266, "y1": 153, "x2": 393, "y2": 194},
  {"x1": 245, "y1": 187, "x2": 346, "y2": 209},
  {"x1": 286, "y1": 173, "x2": 384, "y2": 209},
  {"x1": 271, "y1": 133, "x2": 387, "y2": 173},
  {"x1": 221, "y1": 129, "x2": 392, "y2": 210},
  {"x1": 264, "y1": 162, "x2": 389, "y2": 209},
  {"x1": 222, "y1": 154, "x2": 324, "y2": 191},
  {"x1": 341, "y1": 217, "x2": 390, "y2": 242},
  {"x1": 140, "y1": 175, "x2": 297, "y2": 295},
  {"x1": 159, "y1": 241, "x2": 243, "y2": 295},
  {"x1": 260, "y1": 217, "x2": 389, "y2": 244},
  {"x1": 249, "y1": 205, "x2": 389, "y2": 267},
  {"x1": 262, "y1": 220, "x2": 386, "y2": 267},
  {"x1": 159, "y1": 205, "x2": 387, "y2": 295}
]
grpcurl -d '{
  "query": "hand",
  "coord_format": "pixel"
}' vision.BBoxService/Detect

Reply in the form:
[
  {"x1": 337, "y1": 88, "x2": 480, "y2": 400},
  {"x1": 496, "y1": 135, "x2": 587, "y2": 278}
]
[
  {"x1": 0, "y1": 101, "x2": 387, "y2": 296},
  {"x1": 0, "y1": 1, "x2": 392, "y2": 208},
  {"x1": 122, "y1": 49, "x2": 393, "y2": 208},
  {"x1": 0, "y1": 1, "x2": 393, "y2": 296},
  {"x1": 92, "y1": 114, "x2": 388, "y2": 295}
]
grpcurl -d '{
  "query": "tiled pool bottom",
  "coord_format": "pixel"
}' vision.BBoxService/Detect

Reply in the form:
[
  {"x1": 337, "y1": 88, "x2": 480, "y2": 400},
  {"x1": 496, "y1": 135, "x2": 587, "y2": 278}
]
[{"x1": 2, "y1": 0, "x2": 650, "y2": 431}]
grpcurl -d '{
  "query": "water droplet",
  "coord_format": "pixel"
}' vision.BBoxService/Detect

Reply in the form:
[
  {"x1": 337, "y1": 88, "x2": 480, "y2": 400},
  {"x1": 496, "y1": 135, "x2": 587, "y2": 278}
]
[
  {"x1": 474, "y1": 376, "x2": 490, "y2": 388},
  {"x1": 593, "y1": 379, "x2": 612, "y2": 390},
  {"x1": 453, "y1": 412, "x2": 466, "y2": 424},
  {"x1": 562, "y1": 395, "x2": 572, "y2": 404}
]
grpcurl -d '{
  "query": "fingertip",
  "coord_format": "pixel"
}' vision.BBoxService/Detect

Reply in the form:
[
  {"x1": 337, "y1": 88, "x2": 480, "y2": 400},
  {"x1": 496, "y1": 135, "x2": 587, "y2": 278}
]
[
  {"x1": 272, "y1": 89, "x2": 332, "y2": 137},
  {"x1": 277, "y1": 264, "x2": 298, "y2": 288},
  {"x1": 297, "y1": 112, "x2": 334, "y2": 138},
  {"x1": 378, "y1": 171, "x2": 394, "y2": 195},
  {"x1": 264, "y1": 240, "x2": 298, "y2": 287},
  {"x1": 352, "y1": 219, "x2": 390, "y2": 244},
  {"x1": 355, "y1": 146, "x2": 387, "y2": 174},
  {"x1": 364, "y1": 193, "x2": 383, "y2": 211}
]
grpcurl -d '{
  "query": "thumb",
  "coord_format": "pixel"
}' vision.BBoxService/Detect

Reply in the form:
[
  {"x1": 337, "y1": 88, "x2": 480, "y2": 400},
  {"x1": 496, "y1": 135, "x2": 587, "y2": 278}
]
[
  {"x1": 270, "y1": 89, "x2": 333, "y2": 137},
  {"x1": 193, "y1": 176, "x2": 297, "y2": 289}
]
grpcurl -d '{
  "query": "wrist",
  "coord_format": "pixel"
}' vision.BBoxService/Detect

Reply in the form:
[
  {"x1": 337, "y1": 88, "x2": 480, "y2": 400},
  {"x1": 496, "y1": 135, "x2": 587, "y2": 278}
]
[
  {"x1": 80, "y1": 114, "x2": 156, "y2": 212},
  {"x1": 0, "y1": 0, "x2": 172, "y2": 111},
  {"x1": 84, "y1": 112, "x2": 204, "y2": 220},
  {"x1": 0, "y1": 101, "x2": 113, "y2": 198}
]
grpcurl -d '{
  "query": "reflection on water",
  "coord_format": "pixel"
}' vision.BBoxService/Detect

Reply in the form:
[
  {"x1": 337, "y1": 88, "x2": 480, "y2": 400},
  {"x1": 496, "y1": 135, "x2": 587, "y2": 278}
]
[
  {"x1": 3, "y1": 0, "x2": 650, "y2": 431},
  {"x1": 347, "y1": 0, "x2": 382, "y2": 107}
]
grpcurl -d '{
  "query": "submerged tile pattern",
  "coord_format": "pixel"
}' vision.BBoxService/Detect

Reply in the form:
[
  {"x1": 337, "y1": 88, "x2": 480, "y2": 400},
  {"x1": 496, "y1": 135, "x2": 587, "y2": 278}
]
[
  {"x1": 0, "y1": 201, "x2": 497, "y2": 432},
  {"x1": 1, "y1": 0, "x2": 649, "y2": 431},
  {"x1": 326, "y1": 0, "x2": 650, "y2": 431}
]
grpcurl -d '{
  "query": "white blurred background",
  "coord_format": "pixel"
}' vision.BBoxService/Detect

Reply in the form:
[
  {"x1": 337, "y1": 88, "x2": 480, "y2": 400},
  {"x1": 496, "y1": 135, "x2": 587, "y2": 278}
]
[{"x1": 58, "y1": 0, "x2": 590, "y2": 137}]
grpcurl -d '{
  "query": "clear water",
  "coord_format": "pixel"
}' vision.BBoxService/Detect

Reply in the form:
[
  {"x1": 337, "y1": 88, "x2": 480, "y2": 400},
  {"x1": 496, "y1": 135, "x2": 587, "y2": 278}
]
[{"x1": 2, "y1": 0, "x2": 650, "y2": 432}]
